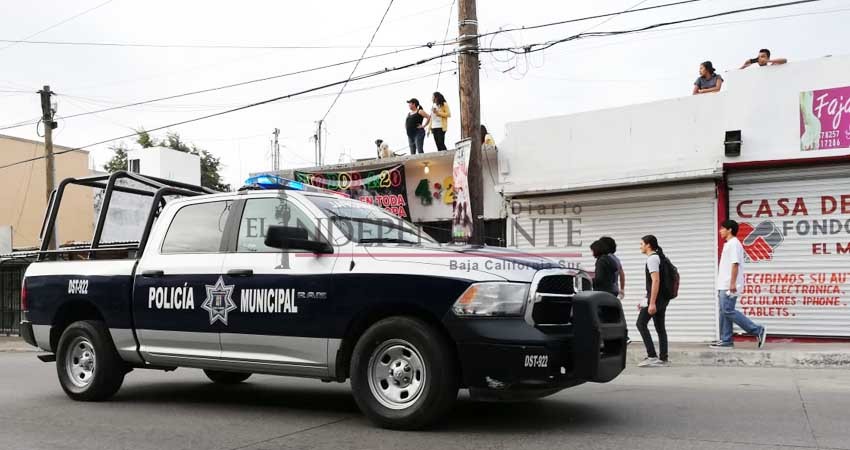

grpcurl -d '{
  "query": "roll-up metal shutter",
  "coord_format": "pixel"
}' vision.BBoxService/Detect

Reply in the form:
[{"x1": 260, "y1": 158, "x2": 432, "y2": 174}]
[
  {"x1": 508, "y1": 182, "x2": 718, "y2": 342},
  {"x1": 728, "y1": 164, "x2": 850, "y2": 337}
]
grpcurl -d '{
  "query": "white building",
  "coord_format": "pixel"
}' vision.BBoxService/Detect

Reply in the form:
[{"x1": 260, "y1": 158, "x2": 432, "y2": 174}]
[
  {"x1": 127, "y1": 146, "x2": 201, "y2": 186},
  {"x1": 499, "y1": 55, "x2": 850, "y2": 341}
]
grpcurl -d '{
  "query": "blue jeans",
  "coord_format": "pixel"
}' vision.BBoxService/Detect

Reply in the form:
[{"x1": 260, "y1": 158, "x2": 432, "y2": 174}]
[
  {"x1": 407, "y1": 128, "x2": 425, "y2": 154},
  {"x1": 718, "y1": 290, "x2": 764, "y2": 344}
]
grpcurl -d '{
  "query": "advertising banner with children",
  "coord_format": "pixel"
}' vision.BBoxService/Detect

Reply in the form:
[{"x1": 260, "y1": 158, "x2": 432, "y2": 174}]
[{"x1": 452, "y1": 141, "x2": 472, "y2": 242}]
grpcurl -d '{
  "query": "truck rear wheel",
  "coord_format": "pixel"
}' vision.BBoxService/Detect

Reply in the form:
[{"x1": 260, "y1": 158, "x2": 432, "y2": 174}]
[
  {"x1": 203, "y1": 370, "x2": 252, "y2": 384},
  {"x1": 56, "y1": 320, "x2": 126, "y2": 401},
  {"x1": 350, "y1": 317, "x2": 458, "y2": 430}
]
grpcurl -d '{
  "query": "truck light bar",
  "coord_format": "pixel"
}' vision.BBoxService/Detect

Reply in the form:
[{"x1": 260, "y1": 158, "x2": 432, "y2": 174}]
[{"x1": 242, "y1": 174, "x2": 349, "y2": 197}]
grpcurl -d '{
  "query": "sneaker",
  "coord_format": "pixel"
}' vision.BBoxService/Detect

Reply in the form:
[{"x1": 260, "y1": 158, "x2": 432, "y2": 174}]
[
  {"x1": 651, "y1": 359, "x2": 670, "y2": 367},
  {"x1": 626, "y1": 338, "x2": 632, "y2": 346},
  {"x1": 757, "y1": 327, "x2": 767, "y2": 349},
  {"x1": 638, "y1": 357, "x2": 660, "y2": 367},
  {"x1": 709, "y1": 341, "x2": 734, "y2": 349}
]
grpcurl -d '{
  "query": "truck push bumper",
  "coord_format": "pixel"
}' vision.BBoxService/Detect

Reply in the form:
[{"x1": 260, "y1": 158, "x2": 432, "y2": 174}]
[{"x1": 446, "y1": 291, "x2": 627, "y2": 398}]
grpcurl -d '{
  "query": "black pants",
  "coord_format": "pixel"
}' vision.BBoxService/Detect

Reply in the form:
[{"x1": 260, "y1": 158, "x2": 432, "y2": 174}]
[
  {"x1": 636, "y1": 299, "x2": 669, "y2": 360},
  {"x1": 433, "y1": 128, "x2": 447, "y2": 151}
]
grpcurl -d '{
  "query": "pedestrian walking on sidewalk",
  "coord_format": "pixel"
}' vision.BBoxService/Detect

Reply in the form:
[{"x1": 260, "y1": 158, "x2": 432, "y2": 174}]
[
  {"x1": 590, "y1": 240, "x2": 618, "y2": 296},
  {"x1": 405, "y1": 98, "x2": 430, "y2": 154},
  {"x1": 636, "y1": 235, "x2": 670, "y2": 367},
  {"x1": 710, "y1": 220, "x2": 768, "y2": 349},
  {"x1": 429, "y1": 92, "x2": 450, "y2": 151}
]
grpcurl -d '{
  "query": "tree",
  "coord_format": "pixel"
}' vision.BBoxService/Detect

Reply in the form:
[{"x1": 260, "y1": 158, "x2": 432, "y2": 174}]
[
  {"x1": 102, "y1": 143, "x2": 128, "y2": 173},
  {"x1": 103, "y1": 129, "x2": 231, "y2": 191}
]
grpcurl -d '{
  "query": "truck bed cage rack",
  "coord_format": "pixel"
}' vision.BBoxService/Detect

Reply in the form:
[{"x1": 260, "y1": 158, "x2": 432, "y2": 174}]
[{"x1": 38, "y1": 171, "x2": 216, "y2": 261}]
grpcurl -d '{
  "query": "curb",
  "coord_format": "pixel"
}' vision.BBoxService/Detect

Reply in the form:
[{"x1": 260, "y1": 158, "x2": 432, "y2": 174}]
[{"x1": 627, "y1": 346, "x2": 850, "y2": 369}]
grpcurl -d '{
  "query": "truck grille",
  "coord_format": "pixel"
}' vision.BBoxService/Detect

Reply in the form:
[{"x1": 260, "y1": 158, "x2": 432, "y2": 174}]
[{"x1": 530, "y1": 274, "x2": 576, "y2": 327}]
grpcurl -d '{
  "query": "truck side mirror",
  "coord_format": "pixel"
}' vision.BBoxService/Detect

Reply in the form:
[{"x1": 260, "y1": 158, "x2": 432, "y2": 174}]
[{"x1": 264, "y1": 225, "x2": 333, "y2": 254}]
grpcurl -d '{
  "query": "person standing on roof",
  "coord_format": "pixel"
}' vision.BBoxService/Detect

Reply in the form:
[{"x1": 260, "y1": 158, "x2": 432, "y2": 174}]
[
  {"x1": 406, "y1": 98, "x2": 430, "y2": 155},
  {"x1": 429, "y1": 92, "x2": 451, "y2": 151}
]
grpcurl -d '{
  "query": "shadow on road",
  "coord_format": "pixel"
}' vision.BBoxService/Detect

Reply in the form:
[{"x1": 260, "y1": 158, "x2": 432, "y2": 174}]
[
  {"x1": 114, "y1": 380, "x2": 361, "y2": 414},
  {"x1": 113, "y1": 376, "x2": 624, "y2": 433}
]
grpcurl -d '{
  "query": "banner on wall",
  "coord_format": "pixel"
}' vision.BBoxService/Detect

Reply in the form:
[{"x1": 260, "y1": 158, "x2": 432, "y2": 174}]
[
  {"x1": 294, "y1": 165, "x2": 411, "y2": 218},
  {"x1": 799, "y1": 85, "x2": 850, "y2": 151},
  {"x1": 731, "y1": 186, "x2": 850, "y2": 337},
  {"x1": 452, "y1": 141, "x2": 472, "y2": 241}
]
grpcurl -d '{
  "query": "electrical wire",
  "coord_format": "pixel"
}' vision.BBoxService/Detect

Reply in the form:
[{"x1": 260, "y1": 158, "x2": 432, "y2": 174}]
[
  {"x1": 0, "y1": 0, "x2": 114, "y2": 53},
  {"x1": 0, "y1": 43, "x2": 438, "y2": 132},
  {"x1": 479, "y1": 0, "x2": 826, "y2": 55},
  {"x1": 436, "y1": 0, "x2": 457, "y2": 91},
  {"x1": 321, "y1": 0, "x2": 395, "y2": 123},
  {"x1": 0, "y1": 49, "x2": 458, "y2": 171},
  {"x1": 475, "y1": 0, "x2": 705, "y2": 40},
  {"x1": 0, "y1": 38, "x2": 423, "y2": 50}
]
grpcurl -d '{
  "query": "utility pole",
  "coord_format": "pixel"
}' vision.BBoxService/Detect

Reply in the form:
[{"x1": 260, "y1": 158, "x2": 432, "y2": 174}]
[
  {"x1": 272, "y1": 128, "x2": 280, "y2": 172},
  {"x1": 314, "y1": 120, "x2": 324, "y2": 166},
  {"x1": 38, "y1": 85, "x2": 58, "y2": 249},
  {"x1": 458, "y1": 0, "x2": 484, "y2": 245}
]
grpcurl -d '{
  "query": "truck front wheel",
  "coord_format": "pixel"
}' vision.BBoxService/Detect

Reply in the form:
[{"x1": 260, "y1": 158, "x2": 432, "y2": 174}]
[
  {"x1": 350, "y1": 317, "x2": 459, "y2": 430},
  {"x1": 56, "y1": 320, "x2": 126, "y2": 401}
]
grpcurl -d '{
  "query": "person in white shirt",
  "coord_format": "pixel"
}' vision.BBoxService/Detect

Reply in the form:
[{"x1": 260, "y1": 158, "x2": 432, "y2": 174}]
[
  {"x1": 636, "y1": 235, "x2": 669, "y2": 367},
  {"x1": 710, "y1": 220, "x2": 767, "y2": 349}
]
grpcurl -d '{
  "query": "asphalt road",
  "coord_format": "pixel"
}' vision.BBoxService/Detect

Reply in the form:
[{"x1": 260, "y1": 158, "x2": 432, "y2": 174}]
[{"x1": 1, "y1": 352, "x2": 848, "y2": 450}]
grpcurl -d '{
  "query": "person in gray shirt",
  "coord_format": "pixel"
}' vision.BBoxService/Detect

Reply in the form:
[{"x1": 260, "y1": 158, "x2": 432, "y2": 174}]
[{"x1": 693, "y1": 61, "x2": 723, "y2": 95}]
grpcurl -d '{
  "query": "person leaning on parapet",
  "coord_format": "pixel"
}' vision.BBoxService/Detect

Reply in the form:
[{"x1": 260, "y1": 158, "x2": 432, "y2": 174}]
[
  {"x1": 693, "y1": 61, "x2": 723, "y2": 95},
  {"x1": 740, "y1": 48, "x2": 787, "y2": 69}
]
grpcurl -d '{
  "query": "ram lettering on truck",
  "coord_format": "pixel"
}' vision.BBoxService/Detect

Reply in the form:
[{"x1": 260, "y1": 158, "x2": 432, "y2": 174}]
[{"x1": 18, "y1": 172, "x2": 627, "y2": 430}]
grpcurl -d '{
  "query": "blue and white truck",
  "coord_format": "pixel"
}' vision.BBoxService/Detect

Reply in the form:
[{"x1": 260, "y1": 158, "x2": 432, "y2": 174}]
[{"x1": 19, "y1": 171, "x2": 626, "y2": 429}]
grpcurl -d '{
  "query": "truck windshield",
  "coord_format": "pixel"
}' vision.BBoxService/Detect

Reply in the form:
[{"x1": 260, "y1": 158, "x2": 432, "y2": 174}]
[{"x1": 303, "y1": 194, "x2": 436, "y2": 244}]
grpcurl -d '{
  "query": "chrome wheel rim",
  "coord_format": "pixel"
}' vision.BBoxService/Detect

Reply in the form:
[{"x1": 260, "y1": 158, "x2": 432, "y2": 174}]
[
  {"x1": 367, "y1": 339, "x2": 427, "y2": 410},
  {"x1": 66, "y1": 337, "x2": 96, "y2": 388}
]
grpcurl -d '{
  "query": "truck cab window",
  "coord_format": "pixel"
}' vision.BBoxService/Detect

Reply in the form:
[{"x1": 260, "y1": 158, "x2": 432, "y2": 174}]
[
  {"x1": 237, "y1": 198, "x2": 318, "y2": 253},
  {"x1": 161, "y1": 200, "x2": 232, "y2": 254}
]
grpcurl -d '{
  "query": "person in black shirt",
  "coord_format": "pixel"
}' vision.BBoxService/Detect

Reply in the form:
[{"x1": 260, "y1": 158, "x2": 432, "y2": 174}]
[
  {"x1": 405, "y1": 98, "x2": 430, "y2": 154},
  {"x1": 591, "y1": 240, "x2": 618, "y2": 296}
]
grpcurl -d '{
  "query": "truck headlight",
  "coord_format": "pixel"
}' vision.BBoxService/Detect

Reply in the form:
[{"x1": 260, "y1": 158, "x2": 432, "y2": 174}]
[{"x1": 452, "y1": 282, "x2": 530, "y2": 317}]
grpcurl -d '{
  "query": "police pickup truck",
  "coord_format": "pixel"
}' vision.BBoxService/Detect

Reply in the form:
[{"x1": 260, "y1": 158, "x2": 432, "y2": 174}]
[{"x1": 20, "y1": 171, "x2": 626, "y2": 430}]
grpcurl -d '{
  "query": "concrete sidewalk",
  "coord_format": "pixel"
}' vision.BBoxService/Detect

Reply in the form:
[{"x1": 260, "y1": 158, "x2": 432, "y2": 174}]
[
  {"x1": 0, "y1": 336, "x2": 37, "y2": 353},
  {"x1": 628, "y1": 340, "x2": 850, "y2": 369},
  {"x1": 3, "y1": 335, "x2": 849, "y2": 368}
]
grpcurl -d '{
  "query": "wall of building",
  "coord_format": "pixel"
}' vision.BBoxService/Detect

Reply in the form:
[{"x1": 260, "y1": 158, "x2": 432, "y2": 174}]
[
  {"x1": 0, "y1": 135, "x2": 92, "y2": 248},
  {"x1": 127, "y1": 146, "x2": 201, "y2": 186},
  {"x1": 405, "y1": 150, "x2": 503, "y2": 223},
  {"x1": 498, "y1": 55, "x2": 850, "y2": 196}
]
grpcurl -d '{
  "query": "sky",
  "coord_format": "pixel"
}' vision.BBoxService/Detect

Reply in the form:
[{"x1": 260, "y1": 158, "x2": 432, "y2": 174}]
[{"x1": 1, "y1": 0, "x2": 849, "y2": 189}]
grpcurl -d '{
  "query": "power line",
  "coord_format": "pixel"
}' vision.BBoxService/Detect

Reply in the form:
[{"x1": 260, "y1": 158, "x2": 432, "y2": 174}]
[
  {"x1": 0, "y1": 43, "x2": 438, "y2": 132},
  {"x1": 0, "y1": 38, "x2": 423, "y2": 50},
  {"x1": 321, "y1": 0, "x2": 395, "y2": 123},
  {"x1": 475, "y1": 0, "x2": 705, "y2": 40},
  {"x1": 0, "y1": 0, "x2": 114, "y2": 53},
  {"x1": 479, "y1": 0, "x2": 826, "y2": 55},
  {"x1": 0, "y1": 50, "x2": 456, "y2": 171},
  {"x1": 436, "y1": 0, "x2": 457, "y2": 90}
]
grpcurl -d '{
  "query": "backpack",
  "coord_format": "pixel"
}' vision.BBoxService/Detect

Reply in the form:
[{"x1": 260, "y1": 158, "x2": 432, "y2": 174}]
[{"x1": 660, "y1": 254, "x2": 680, "y2": 300}]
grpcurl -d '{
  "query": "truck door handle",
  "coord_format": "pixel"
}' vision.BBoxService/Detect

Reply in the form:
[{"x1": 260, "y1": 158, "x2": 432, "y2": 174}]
[
  {"x1": 227, "y1": 269, "x2": 253, "y2": 277},
  {"x1": 141, "y1": 270, "x2": 164, "y2": 278}
]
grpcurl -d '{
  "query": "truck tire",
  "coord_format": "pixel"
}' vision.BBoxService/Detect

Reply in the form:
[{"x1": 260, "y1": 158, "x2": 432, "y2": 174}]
[
  {"x1": 56, "y1": 320, "x2": 126, "y2": 401},
  {"x1": 350, "y1": 317, "x2": 459, "y2": 430},
  {"x1": 203, "y1": 370, "x2": 252, "y2": 384}
]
